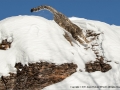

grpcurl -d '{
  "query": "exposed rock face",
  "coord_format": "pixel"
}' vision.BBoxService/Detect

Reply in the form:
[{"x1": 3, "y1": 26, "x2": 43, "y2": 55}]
[
  {"x1": 0, "y1": 39, "x2": 11, "y2": 50},
  {"x1": 0, "y1": 62, "x2": 77, "y2": 90},
  {"x1": 85, "y1": 58, "x2": 112, "y2": 72},
  {"x1": 85, "y1": 30, "x2": 112, "y2": 73},
  {"x1": 31, "y1": 5, "x2": 89, "y2": 44}
]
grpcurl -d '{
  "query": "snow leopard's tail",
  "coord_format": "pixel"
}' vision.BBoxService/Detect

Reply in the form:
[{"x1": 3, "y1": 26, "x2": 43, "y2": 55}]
[{"x1": 31, "y1": 5, "x2": 58, "y2": 15}]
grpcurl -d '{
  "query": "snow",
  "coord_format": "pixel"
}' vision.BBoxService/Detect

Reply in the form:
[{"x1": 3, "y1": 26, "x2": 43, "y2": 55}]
[{"x1": 0, "y1": 15, "x2": 120, "y2": 90}]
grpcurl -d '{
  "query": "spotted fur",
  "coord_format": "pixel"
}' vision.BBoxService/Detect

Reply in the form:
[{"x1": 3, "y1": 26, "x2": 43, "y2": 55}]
[{"x1": 31, "y1": 5, "x2": 89, "y2": 44}]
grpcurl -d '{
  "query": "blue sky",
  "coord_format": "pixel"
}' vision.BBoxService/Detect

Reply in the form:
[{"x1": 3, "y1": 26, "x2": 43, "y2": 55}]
[{"x1": 0, "y1": 0, "x2": 120, "y2": 25}]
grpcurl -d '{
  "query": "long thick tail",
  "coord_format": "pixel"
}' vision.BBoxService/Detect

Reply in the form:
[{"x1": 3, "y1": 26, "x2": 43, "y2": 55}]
[{"x1": 31, "y1": 5, "x2": 58, "y2": 14}]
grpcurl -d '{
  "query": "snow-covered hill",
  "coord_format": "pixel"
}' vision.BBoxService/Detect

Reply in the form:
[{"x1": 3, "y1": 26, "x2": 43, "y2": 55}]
[{"x1": 0, "y1": 15, "x2": 120, "y2": 90}]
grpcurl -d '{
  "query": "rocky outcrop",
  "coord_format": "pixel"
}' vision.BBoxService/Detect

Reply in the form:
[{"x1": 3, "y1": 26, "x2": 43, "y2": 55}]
[{"x1": 0, "y1": 62, "x2": 77, "y2": 90}]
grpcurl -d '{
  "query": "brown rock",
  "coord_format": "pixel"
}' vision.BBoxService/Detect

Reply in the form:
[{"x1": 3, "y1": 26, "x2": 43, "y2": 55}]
[{"x1": 0, "y1": 62, "x2": 77, "y2": 90}]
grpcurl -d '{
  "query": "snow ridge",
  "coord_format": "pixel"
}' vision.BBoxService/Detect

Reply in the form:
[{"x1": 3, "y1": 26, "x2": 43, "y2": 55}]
[{"x1": 0, "y1": 15, "x2": 120, "y2": 90}]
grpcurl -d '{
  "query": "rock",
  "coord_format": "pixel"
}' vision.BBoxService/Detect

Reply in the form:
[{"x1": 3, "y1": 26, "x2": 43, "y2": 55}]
[
  {"x1": 85, "y1": 60, "x2": 112, "y2": 73},
  {"x1": 0, "y1": 62, "x2": 77, "y2": 90}
]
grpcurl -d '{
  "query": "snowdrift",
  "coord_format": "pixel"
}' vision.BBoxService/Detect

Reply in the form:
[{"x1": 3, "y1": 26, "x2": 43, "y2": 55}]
[{"x1": 0, "y1": 15, "x2": 120, "y2": 90}]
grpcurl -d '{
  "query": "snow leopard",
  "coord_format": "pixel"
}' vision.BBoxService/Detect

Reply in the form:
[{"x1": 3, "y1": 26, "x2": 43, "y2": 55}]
[{"x1": 31, "y1": 5, "x2": 89, "y2": 44}]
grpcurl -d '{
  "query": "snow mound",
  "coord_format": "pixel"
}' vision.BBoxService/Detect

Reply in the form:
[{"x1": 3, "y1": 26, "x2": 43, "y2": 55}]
[
  {"x1": 0, "y1": 15, "x2": 120, "y2": 90},
  {"x1": 0, "y1": 15, "x2": 77, "y2": 76}
]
